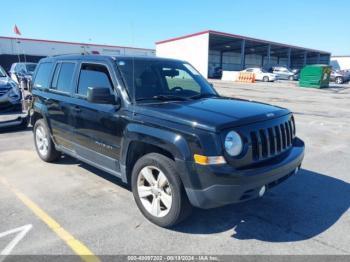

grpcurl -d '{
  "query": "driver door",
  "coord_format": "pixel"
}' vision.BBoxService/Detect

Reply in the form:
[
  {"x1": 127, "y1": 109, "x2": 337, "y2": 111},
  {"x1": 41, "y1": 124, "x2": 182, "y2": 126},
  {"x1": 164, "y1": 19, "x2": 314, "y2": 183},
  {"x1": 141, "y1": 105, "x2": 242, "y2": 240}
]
[{"x1": 72, "y1": 62, "x2": 123, "y2": 174}]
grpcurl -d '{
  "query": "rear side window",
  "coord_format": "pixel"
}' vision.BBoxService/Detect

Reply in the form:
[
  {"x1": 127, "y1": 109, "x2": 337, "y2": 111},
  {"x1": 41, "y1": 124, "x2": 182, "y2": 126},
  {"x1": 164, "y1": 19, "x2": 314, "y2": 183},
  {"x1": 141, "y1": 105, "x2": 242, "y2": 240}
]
[
  {"x1": 77, "y1": 63, "x2": 113, "y2": 96},
  {"x1": 33, "y1": 62, "x2": 53, "y2": 89},
  {"x1": 51, "y1": 62, "x2": 76, "y2": 93}
]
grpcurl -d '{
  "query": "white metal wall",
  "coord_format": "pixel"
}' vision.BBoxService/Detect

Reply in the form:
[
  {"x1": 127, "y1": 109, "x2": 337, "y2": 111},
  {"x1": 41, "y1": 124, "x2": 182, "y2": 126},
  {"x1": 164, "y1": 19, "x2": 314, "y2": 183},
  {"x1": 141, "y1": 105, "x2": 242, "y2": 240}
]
[
  {"x1": 156, "y1": 33, "x2": 209, "y2": 78},
  {"x1": 331, "y1": 56, "x2": 350, "y2": 70},
  {"x1": 0, "y1": 37, "x2": 155, "y2": 57}
]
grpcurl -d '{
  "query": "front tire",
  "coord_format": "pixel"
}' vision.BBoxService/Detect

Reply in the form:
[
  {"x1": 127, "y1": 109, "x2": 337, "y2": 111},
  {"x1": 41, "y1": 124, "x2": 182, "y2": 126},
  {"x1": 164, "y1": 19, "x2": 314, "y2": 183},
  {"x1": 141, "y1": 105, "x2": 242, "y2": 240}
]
[
  {"x1": 34, "y1": 119, "x2": 61, "y2": 162},
  {"x1": 131, "y1": 153, "x2": 192, "y2": 227},
  {"x1": 263, "y1": 76, "x2": 269, "y2": 82},
  {"x1": 335, "y1": 76, "x2": 344, "y2": 84},
  {"x1": 288, "y1": 75, "x2": 294, "y2": 81}
]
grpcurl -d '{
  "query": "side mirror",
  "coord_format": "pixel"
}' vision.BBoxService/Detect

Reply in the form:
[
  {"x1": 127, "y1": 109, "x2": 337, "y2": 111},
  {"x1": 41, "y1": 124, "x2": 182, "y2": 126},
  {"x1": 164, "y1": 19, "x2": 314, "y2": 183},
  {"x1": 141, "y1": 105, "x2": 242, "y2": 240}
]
[{"x1": 87, "y1": 87, "x2": 117, "y2": 105}]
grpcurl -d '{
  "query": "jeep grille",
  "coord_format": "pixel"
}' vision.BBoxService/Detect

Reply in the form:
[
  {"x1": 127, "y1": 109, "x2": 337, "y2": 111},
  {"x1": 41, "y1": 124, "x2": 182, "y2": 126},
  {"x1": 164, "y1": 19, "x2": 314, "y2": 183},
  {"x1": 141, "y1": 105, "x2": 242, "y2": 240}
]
[{"x1": 250, "y1": 117, "x2": 295, "y2": 161}]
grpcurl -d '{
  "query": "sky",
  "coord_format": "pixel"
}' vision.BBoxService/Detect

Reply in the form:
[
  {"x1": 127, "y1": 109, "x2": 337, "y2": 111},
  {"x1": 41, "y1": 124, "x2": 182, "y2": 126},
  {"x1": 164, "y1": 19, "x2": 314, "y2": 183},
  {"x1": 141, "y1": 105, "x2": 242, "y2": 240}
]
[{"x1": 0, "y1": 0, "x2": 349, "y2": 55}]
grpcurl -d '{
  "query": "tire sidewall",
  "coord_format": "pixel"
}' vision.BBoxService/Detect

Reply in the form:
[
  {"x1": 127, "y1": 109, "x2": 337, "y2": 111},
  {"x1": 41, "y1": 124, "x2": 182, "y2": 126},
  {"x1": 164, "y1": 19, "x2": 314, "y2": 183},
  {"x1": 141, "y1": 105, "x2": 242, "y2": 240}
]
[
  {"x1": 263, "y1": 76, "x2": 269, "y2": 82},
  {"x1": 34, "y1": 119, "x2": 54, "y2": 162},
  {"x1": 131, "y1": 154, "x2": 183, "y2": 227},
  {"x1": 336, "y1": 77, "x2": 343, "y2": 84}
]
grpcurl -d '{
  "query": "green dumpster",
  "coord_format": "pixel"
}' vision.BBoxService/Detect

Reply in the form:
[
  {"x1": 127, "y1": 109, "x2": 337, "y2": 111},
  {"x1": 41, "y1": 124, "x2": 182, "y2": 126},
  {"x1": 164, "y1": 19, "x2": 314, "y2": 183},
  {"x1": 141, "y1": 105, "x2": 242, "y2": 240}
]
[{"x1": 299, "y1": 65, "x2": 331, "y2": 88}]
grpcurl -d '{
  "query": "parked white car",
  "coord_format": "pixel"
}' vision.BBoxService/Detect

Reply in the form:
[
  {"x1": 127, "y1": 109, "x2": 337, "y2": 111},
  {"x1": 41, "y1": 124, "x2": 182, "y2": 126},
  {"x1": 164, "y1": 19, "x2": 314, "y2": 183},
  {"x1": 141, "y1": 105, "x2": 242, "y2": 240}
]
[{"x1": 242, "y1": 68, "x2": 276, "y2": 82}]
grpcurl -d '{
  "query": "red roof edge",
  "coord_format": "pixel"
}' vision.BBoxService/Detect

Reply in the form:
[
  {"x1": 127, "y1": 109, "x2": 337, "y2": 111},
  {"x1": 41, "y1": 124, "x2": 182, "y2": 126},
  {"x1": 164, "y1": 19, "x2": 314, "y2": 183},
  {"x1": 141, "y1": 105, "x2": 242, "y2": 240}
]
[
  {"x1": 155, "y1": 30, "x2": 210, "y2": 45},
  {"x1": 0, "y1": 36, "x2": 155, "y2": 52},
  {"x1": 156, "y1": 30, "x2": 330, "y2": 54}
]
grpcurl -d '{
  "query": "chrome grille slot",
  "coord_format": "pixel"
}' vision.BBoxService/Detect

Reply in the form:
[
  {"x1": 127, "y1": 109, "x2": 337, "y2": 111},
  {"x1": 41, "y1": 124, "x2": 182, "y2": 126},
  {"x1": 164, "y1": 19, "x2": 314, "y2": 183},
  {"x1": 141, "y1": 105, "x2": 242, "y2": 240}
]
[
  {"x1": 280, "y1": 124, "x2": 286, "y2": 149},
  {"x1": 259, "y1": 129, "x2": 268, "y2": 158},
  {"x1": 268, "y1": 128, "x2": 275, "y2": 155}
]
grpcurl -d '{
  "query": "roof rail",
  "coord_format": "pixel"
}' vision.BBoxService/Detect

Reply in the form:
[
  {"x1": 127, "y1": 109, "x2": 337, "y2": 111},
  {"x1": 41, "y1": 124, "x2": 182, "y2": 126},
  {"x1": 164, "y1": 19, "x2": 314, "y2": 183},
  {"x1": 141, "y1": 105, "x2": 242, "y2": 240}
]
[{"x1": 50, "y1": 51, "x2": 99, "y2": 57}]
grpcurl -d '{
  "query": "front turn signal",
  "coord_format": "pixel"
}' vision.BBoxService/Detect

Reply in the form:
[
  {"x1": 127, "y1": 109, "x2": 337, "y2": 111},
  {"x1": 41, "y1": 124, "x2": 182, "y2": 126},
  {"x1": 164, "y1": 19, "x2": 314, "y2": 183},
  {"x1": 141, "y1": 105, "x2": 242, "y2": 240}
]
[{"x1": 194, "y1": 154, "x2": 226, "y2": 165}]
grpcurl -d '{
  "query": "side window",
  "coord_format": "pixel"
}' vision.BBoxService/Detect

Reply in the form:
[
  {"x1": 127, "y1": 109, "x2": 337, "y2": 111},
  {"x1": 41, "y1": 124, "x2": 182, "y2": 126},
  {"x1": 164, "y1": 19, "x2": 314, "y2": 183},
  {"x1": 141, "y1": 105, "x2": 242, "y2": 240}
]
[
  {"x1": 163, "y1": 67, "x2": 201, "y2": 93},
  {"x1": 77, "y1": 63, "x2": 113, "y2": 96},
  {"x1": 33, "y1": 62, "x2": 53, "y2": 89},
  {"x1": 51, "y1": 63, "x2": 61, "y2": 89},
  {"x1": 51, "y1": 62, "x2": 75, "y2": 93}
]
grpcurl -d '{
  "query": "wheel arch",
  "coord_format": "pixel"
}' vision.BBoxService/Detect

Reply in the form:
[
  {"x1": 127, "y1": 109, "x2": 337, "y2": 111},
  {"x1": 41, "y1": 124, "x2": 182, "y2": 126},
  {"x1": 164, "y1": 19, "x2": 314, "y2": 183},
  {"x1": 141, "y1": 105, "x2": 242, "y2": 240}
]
[{"x1": 120, "y1": 123, "x2": 192, "y2": 185}]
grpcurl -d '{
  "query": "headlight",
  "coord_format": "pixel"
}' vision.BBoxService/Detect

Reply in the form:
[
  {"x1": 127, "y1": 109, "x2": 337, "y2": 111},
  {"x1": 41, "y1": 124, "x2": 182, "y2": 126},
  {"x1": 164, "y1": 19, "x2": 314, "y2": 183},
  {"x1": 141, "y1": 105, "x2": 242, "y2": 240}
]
[{"x1": 224, "y1": 131, "x2": 243, "y2": 156}]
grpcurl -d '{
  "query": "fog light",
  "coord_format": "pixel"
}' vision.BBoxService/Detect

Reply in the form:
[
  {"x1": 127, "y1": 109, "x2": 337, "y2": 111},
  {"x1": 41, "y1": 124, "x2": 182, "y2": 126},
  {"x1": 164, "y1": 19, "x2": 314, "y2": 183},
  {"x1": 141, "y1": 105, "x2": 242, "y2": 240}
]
[{"x1": 259, "y1": 185, "x2": 266, "y2": 197}]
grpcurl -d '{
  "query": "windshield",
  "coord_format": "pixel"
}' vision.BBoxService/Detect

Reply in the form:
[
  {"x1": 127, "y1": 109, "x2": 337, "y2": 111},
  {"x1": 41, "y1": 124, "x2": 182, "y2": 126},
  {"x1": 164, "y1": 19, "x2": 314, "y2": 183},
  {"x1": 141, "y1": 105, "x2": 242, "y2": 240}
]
[
  {"x1": 0, "y1": 66, "x2": 7, "y2": 77},
  {"x1": 116, "y1": 59, "x2": 217, "y2": 102},
  {"x1": 25, "y1": 63, "x2": 37, "y2": 73}
]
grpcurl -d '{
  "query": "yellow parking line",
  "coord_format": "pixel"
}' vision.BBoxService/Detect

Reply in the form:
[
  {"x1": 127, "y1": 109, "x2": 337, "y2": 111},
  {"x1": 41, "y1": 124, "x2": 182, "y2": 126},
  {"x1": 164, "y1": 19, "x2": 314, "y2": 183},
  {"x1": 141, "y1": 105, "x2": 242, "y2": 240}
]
[{"x1": 0, "y1": 177, "x2": 101, "y2": 262}]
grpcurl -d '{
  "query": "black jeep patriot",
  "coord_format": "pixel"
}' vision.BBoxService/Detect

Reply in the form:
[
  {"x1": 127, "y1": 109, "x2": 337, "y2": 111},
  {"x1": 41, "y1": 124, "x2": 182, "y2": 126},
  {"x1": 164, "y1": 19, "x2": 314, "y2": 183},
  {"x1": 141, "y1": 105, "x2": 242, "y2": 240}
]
[{"x1": 30, "y1": 55, "x2": 304, "y2": 227}]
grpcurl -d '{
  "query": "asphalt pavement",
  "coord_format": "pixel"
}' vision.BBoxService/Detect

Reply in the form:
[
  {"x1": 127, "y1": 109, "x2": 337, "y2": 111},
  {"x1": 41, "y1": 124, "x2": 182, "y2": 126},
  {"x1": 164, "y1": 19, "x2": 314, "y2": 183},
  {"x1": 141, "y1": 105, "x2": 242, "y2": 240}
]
[{"x1": 0, "y1": 80, "x2": 349, "y2": 258}]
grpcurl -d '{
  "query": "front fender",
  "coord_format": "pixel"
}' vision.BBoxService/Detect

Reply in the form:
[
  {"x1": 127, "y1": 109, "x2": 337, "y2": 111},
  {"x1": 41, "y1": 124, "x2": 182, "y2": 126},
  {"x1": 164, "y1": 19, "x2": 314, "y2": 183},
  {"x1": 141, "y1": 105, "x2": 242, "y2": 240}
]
[
  {"x1": 121, "y1": 123, "x2": 192, "y2": 163},
  {"x1": 120, "y1": 123, "x2": 193, "y2": 185}
]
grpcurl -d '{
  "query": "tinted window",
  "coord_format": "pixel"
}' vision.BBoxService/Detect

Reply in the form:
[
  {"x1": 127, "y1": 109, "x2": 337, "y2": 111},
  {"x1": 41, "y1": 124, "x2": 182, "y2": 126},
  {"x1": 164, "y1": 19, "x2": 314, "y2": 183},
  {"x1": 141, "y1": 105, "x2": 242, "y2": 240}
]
[
  {"x1": 164, "y1": 67, "x2": 201, "y2": 93},
  {"x1": 116, "y1": 59, "x2": 216, "y2": 101},
  {"x1": 78, "y1": 64, "x2": 112, "y2": 96},
  {"x1": 33, "y1": 62, "x2": 53, "y2": 89},
  {"x1": 25, "y1": 63, "x2": 37, "y2": 73},
  {"x1": 55, "y1": 62, "x2": 75, "y2": 93},
  {"x1": 0, "y1": 66, "x2": 6, "y2": 77}
]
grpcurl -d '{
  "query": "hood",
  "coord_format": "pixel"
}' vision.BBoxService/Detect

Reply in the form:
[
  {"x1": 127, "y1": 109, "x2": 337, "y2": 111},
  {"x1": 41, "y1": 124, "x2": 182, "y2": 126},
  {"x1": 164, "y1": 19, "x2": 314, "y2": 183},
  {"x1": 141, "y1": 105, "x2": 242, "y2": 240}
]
[
  {"x1": 135, "y1": 97, "x2": 290, "y2": 132},
  {"x1": 0, "y1": 77, "x2": 14, "y2": 89}
]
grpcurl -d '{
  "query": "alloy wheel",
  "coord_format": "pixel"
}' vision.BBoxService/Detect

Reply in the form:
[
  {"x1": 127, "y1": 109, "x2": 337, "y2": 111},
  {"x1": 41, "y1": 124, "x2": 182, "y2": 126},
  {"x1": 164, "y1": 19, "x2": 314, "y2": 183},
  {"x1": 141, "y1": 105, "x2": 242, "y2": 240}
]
[
  {"x1": 137, "y1": 166, "x2": 172, "y2": 218},
  {"x1": 35, "y1": 125, "x2": 49, "y2": 157}
]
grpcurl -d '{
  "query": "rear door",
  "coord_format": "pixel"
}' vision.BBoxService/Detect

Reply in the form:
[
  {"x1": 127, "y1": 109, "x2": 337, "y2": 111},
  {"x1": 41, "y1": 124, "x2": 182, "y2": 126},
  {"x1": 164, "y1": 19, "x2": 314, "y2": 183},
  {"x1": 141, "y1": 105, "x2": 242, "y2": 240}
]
[
  {"x1": 71, "y1": 61, "x2": 123, "y2": 174},
  {"x1": 46, "y1": 61, "x2": 78, "y2": 150}
]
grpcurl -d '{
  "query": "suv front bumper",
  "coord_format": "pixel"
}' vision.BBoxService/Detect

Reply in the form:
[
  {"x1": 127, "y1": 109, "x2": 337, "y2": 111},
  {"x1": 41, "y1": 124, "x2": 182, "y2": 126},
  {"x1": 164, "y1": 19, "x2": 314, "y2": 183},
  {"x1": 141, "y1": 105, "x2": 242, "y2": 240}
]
[{"x1": 183, "y1": 138, "x2": 305, "y2": 209}]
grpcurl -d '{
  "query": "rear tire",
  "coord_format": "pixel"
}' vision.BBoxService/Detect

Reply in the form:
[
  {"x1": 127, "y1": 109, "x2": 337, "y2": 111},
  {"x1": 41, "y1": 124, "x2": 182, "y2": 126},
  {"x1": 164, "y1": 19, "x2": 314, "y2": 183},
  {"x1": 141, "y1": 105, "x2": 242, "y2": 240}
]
[
  {"x1": 263, "y1": 76, "x2": 269, "y2": 82},
  {"x1": 131, "y1": 153, "x2": 192, "y2": 227},
  {"x1": 34, "y1": 119, "x2": 61, "y2": 162},
  {"x1": 288, "y1": 75, "x2": 294, "y2": 81}
]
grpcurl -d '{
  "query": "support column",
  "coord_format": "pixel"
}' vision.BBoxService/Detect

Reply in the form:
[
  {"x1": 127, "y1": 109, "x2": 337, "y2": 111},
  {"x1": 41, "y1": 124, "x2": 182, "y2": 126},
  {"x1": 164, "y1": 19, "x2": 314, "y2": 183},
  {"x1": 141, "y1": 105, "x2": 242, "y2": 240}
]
[
  {"x1": 261, "y1": 56, "x2": 265, "y2": 68},
  {"x1": 240, "y1": 40, "x2": 246, "y2": 70},
  {"x1": 303, "y1": 51, "x2": 308, "y2": 66},
  {"x1": 267, "y1": 44, "x2": 271, "y2": 68},
  {"x1": 317, "y1": 53, "x2": 321, "y2": 64},
  {"x1": 287, "y1": 48, "x2": 291, "y2": 68},
  {"x1": 219, "y1": 51, "x2": 223, "y2": 68}
]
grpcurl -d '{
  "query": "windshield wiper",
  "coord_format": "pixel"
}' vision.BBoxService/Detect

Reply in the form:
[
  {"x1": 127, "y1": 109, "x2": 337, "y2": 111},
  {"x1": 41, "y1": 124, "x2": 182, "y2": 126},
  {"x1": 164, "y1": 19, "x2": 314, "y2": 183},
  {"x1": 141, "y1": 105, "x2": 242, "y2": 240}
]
[
  {"x1": 136, "y1": 95, "x2": 190, "y2": 102},
  {"x1": 189, "y1": 93, "x2": 219, "y2": 100}
]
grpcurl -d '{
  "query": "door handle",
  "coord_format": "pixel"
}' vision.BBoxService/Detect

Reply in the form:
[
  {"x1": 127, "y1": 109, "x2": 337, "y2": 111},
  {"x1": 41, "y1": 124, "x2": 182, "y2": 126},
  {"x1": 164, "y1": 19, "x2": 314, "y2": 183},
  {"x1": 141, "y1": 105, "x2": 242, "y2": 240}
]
[
  {"x1": 72, "y1": 106, "x2": 82, "y2": 113},
  {"x1": 43, "y1": 97, "x2": 52, "y2": 103}
]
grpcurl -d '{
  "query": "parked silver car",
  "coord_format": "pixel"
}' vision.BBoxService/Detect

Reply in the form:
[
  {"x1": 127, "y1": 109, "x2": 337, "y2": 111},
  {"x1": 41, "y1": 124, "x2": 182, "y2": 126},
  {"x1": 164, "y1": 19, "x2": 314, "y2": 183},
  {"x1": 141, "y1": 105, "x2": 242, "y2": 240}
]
[
  {"x1": 272, "y1": 66, "x2": 295, "y2": 81},
  {"x1": 330, "y1": 70, "x2": 350, "y2": 84},
  {"x1": 9, "y1": 62, "x2": 37, "y2": 84}
]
